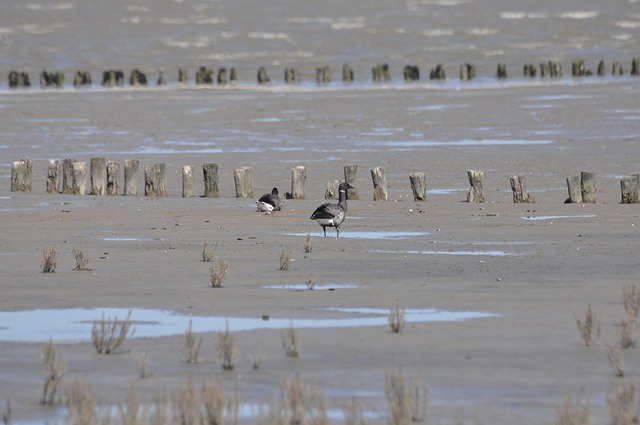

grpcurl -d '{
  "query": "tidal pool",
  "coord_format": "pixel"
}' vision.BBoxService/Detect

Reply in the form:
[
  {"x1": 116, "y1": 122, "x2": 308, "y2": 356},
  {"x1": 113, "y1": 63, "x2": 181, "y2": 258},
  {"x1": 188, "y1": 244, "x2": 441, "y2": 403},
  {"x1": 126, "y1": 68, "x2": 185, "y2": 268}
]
[
  {"x1": 369, "y1": 249, "x2": 520, "y2": 257},
  {"x1": 521, "y1": 214, "x2": 597, "y2": 221},
  {"x1": 0, "y1": 307, "x2": 499, "y2": 343},
  {"x1": 287, "y1": 231, "x2": 430, "y2": 240}
]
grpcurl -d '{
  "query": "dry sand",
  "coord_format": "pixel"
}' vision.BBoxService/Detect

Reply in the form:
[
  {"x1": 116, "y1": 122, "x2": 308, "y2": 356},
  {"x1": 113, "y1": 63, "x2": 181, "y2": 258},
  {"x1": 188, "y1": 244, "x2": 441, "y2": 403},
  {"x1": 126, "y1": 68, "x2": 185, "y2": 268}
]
[{"x1": 1, "y1": 80, "x2": 640, "y2": 425}]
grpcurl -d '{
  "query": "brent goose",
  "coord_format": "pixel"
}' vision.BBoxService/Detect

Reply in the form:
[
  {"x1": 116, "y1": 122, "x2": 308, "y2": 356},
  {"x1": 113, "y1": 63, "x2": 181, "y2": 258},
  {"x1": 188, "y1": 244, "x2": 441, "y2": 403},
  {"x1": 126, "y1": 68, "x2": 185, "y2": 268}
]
[
  {"x1": 256, "y1": 187, "x2": 283, "y2": 213},
  {"x1": 310, "y1": 182, "x2": 353, "y2": 237}
]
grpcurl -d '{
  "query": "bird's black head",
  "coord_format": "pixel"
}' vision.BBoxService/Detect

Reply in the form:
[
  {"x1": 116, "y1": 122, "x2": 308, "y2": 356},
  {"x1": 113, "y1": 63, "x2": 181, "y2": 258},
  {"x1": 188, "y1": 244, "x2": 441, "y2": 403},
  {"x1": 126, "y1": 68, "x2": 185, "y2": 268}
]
[{"x1": 271, "y1": 187, "x2": 279, "y2": 196}]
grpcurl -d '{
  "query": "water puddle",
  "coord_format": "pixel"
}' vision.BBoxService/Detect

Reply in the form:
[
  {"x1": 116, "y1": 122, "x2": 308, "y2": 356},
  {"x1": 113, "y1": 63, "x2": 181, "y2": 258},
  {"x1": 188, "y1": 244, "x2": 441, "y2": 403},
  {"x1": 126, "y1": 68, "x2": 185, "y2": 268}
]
[
  {"x1": 367, "y1": 139, "x2": 553, "y2": 148},
  {"x1": 0, "y1": 307, "x2": 498, "y2": 343},
  {"x1": 521, "y1": 214, "x2": 597, "y2": 221},
  {"x1": 99, "y1": 237, "x2": 159, "y2": 242},
  {"x1": 287, "y1": 231, "x2": 430, "y2": 240},
  {"x1": 369, "y1": 249, "x2": 519, "y2": 257},
  {"x1": 262, "y1": 283, "x2": 360, "y2": 291}
]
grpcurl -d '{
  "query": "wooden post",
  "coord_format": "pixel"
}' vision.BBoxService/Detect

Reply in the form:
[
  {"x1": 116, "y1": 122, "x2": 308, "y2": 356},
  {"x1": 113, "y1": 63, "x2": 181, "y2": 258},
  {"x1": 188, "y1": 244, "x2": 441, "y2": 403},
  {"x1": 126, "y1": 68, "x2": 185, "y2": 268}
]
[
  {"x1": 565, "y1": 174, "x2": 583, "y2": 203},
  {"x1": 370, "y1": 167, "x2": 388, "y2": 201},
  {"x1": 234, "y1": 166, "x2": 254, "y2": 198},
  {"x1": 62, "y1": 158, "x2": 78, "y2": 194},
  {"x1": 71, "y1": 162, "x2": 87, "y2": 195},
  {"x1": 509, "y1": 174, "x2": 535, "y2": 203},
  {"x1": 344, "y1": 165, "x2": 359, "y2": 200},
  {"x1": 466, "y1": 170, "x2": 485, "y2": 203},
  {"x1": 106, "y1": 161, "x2": 120, "y2": 195},
  {"x1": 342, "y1": 63, "x2": 354, "y2": 82},
  {"x1": 145, "y1": 163, "x2": 167, "y2": 197},
  {"x1": 581, "y1": 171, "x2": 596, "y2": 203},
  {"x1": 46, "y1": 160, "x2": 61, "y2": 194},
  {"x1": 203, "y1": 163, "x2": 219, "y2": 198},
  {"x1": 409, "y1": 172, "x2": 427, "y2": 202},
  {"x1": 460, "y1": 64, "x2": 475, "y2": 80},
  {"x1": 621, "y1": 173, "x2": 640, "y2": 204},
  {"x1": 290, "y1": 166, "x2": 306, "y2": 200},
  {"x1": 496, "y1": 64, "x2": 507, "y2": 79},
  {"x1": 10, "y1": 158, "x2": 33, "y2": 192},
  {"x1": 124, "y1": 159, "x2": 139, "y2": 196},
  {"x1": 182, "y1": 165, "x2": 195, "y2": 198},
  {"x1": 90, "y1": 157, "x2": 106, "y2": 195}
]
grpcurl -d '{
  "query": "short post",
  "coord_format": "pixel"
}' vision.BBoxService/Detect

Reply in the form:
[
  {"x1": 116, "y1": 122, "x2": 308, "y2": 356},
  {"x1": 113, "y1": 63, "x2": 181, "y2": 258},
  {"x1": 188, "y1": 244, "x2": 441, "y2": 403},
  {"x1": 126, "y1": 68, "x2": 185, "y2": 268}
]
[
  {"x1": 581, "y1": 171, "x2": 597, "y2": 203},
  {"x1": 62, "y1": 158, "x2": 78, "y2": 194},
  {"x1": 409, "y1": 172, "x2": 427, "y2": 202},
  {"x1": 71, "y1": 162, "x2": 87, "y2": 195},
  {"x1": 46, "y1": 160, "x2": 61, "y2": 194},
  {"x1": 370, "y1": 167, "x2": 388, "y2": 201},
  {"x1": 509, "y1": 174, "x2": 534, "y2": 203},
  {"x1": 182, "y1": 165, "x2": 196, "y2": 198},
  {"x1": 344, "y1": 165, "x2": 359, "y2": 200},
  {"x1": 290, "y1": 166, "x2": 306, "y2": 200},
  {"x1": 10, "y1": 158, "x2": 33, "y2": 192},
  {"x1": 90, "y1": 157, "x2": 106, "y2": 195},
  {"x1": 234, "y1": 166, "x2": 254, "y2": 198},
  {"x1": 145, "y1": 163, "x2": 167, "y2": 197},
  {"x1": 565, "y1": 174, "x2": 583, "y2": 203},
  {"x1": 466, "y1": 170, "x2": 485, "y2": 203},
  {"x1": 124, "y1": 159, "x2": 139, "y2": 196},
  {"x1": 621, "y1": 173, "x2": 640, "y2": 204},
  {"x1": 106, "y1": 161, "x2": 120, "y2": 195},
  {"x1": 203, "y1": 163, "x2": 219, "y2": 198}
]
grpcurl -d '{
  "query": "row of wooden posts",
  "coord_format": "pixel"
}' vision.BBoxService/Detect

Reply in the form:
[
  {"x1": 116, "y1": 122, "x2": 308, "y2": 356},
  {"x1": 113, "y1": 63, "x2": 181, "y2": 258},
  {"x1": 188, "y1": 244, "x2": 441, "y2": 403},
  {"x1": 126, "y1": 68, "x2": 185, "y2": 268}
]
[
  {"x1": 7, "y1": 57, "x2": 640, "y2": 89},
  {"x1": 9, "y1": 158, "x2": 640, "y2": 205}
]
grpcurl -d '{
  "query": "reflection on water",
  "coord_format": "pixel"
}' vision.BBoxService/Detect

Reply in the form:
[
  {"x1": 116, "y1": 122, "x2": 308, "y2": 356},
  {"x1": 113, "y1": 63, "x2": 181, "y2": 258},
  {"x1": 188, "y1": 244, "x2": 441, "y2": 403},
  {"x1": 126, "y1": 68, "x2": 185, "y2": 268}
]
[
  {"x1": 521, "y1": 214, "x2": 597, "y2": 221},
  {"x1": 369, "y1": 249, "x2": 520, "y2": 256}
]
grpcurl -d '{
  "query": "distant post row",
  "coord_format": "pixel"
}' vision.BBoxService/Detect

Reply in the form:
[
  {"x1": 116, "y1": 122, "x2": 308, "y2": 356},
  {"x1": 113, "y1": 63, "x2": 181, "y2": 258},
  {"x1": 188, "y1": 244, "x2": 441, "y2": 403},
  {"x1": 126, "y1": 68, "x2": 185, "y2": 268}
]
[
  {"x1": 6, "y1": 57, "x2": 640, "y2": 89},
  {"x1": 9, "y1": 158, "x2": 640, "y2": 205}
]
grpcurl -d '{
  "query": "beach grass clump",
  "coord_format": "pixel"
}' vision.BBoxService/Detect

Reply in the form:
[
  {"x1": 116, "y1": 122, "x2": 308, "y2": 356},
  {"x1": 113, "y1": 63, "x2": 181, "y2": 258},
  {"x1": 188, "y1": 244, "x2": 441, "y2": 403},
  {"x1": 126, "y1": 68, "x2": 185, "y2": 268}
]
[
  {"x1": 281, "y1": 322, "x2": 300, "y2": 358},
  {"x1": 216, "y1": 320, "x2": 239, "y2": 371},
  {"x1": 279, "y1": 250, "x2": 291, "y2": 271},
  {"x1": 305, "y1": 276, "x2": 316, "y2": 291},
  {"x1": 623, "y1": 283, "x2": 640, "y2": 318},
  {"x1": 137, "y1": 352, "x2": 149, "y2": 379},
  {"x1": 607, "y1": 379, "x2": 639, "y2": 425},
  {"x1": 117, "y1": 385, "x2": 142, "y2": 425},
  {"x1": 608, "y1": 346, "x2": 626, "y2": 378},
  {"x1": 304, "y1": 233, "x2": 313, "y2": 254},
  {"x1": 343, "y1": 397, "x2": 369, "y2": 425},
  {"x1": 201, "y1": 242, "x2": 216, "y2": 262},
  {"x1": 2, "y1": 398, "x2": 11, "y2": 425},
  {"x1": 72, "y1": 246, "x2": 91, "y2": 271},
  {"x1": 385, "y1": 369, "x2": 428, "y2": 425},
  {"x1": 388, "y1": 306, "x2": 406, "y2": 334},
  {"x1": 277, "y1": 373, "x2": 328, "y2": 425},
  {"x1": 574, "y1": 305, "x2": 601, "y2": 347},
  {"x1": 172, "y1": 377, "x2": 238, "y2": 425},
  {"x1": 91, "y1": 311, "x2": 134, "y2": 354},
  {"x1": 41, "y1": 246, "x2": 58, "y2": 273},
  {"x1": 65, "y1": 379, "x2": 99, "y2": 425},
  {"x1": 250, "y1": 351, "x2": 264, "y2": 370},
  {"x1": 617, "y1": 315, "x2": 637, "y2": 350},
  {"x1": 181, "y1": 320, "x2": 203, "y2": 364},
  {"x1": 41, "y1": 339, "x2": 66, "y2": 406},
  {"x1": 209, "y1": 258, "x2": 230, "y2": 288},
  {"x1": 554, "y1": 394, "x2": 590, "y2": 425}
]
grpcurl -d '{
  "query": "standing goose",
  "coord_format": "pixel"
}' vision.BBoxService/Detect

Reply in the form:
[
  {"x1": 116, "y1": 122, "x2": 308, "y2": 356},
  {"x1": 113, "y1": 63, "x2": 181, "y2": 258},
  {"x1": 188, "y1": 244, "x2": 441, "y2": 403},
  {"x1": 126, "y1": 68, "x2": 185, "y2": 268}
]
[
  {"x1": 256, "y1": 187, "x2": 283, "y2": 213},
  {"x1": 310, "y1": 182, "x2": 353, "y2": 237}
]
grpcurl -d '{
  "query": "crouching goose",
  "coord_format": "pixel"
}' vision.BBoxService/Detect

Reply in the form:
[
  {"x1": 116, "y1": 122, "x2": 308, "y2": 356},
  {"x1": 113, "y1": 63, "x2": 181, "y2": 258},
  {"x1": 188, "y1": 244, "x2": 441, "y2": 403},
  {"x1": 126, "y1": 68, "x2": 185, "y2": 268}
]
[
  {"x1": 310, "y1": 182, "x2": 353, "y2": 237},
  {"x1": 256, "y1": 187, "x2": 283, "y2": 213}
]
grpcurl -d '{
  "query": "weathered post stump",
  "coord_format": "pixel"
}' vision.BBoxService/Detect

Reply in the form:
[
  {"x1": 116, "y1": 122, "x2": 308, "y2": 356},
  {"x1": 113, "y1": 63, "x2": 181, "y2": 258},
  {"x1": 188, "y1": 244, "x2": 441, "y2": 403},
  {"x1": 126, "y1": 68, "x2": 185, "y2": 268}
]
[
  {"x1": 203, "y1": 163, "x2": 219, "y2": 198},
  {"x1": 178, "y1": 68, "x2": 188, "y2": 84},
  {"x1": 195, "y1": 66, "x2": 213, "y2": 84},
  {"x1": 157, "y1": 70, "x2": 166, "y2": 86},
  {"x1": 509, "y1": 174, "x2": 535, "y2": 203},
  {"x1": 290, "y1": 166, "x2": 306, "y2": 200},
  {"x1": 315, "y1": 66, "x2": 330, "y2": 84},
  {"x1": 217, "y1": 68, "x2": 227, "y2": 84},
  {"x1": 581, "y1": 171, "x2": 597, "y2": 203},
  {"x1": 234, "y1": 166, "x2": 254, "y2": 198},
  {"x1": 182, "y1": 165, "x2": 196, "y2": 198},
  {"x1": 145, "y1": 163, "x2": 167, "y2": 197},
  {"x1": 460, "y1": 64, "x2": 475, "y2": 80},
  {"x1": 632, "y1": 57, "x2": 640, "y2": 76},
  {"x1": 257, "y1": 67, "x2": 270, "y2": 84},
  {"x1": 129, "y1": 69, "x2": 148, "y2": 86},
  {"x1": 612, "y1": 61, "x2": 623, "y2": 76},
  {"x1": 47, "y1": 160, "x2": 62, "y2": 194},
  {"x1": 409, "y1": 172, "x2": 427, "y2": 202},
  {"x1": 124, "y1": 159, "x2": 139, "y2": 196},
  {"x1": 597, "y1": 60, "x2": 606, "y2": 77},
  {"x1": 621, "y1": 173, "x2": 640, "y2": 204},
  {"x1": 90, "y1": 157, "x2": 106, "y2": 195},
  {"x1": 11, "y1": 158, "x2": 33, "y2": 192},
  {"x1": 62, "y1": 158, "x2": 78, "y2": 194},
  {"x1": 523, "y1": 64, "x2": 537, "y2": 77},
  {"x1": 496, "y1": 64, "x2": 507, "y2": 79},
  {"x1": 371, "y1": 167, "x2": 388, "y2": 201},
  {"x1": 342, "y1": 64, "x2": 354, "y2": 82},
  {"x1": 70, "y1": 162, "x2": 88, "y2": 195},
  {"x1": 466, "y1": 170, "x2": 485, "y2": 203},
  {"x1": 230, "y1": 68, "x2": 238, "y2": 84},
  {"x1": 344, "y1": 165, "x2": 359, "y2": 200},
  {"x1": 430, "y1": 64, "x2": 446, "y2": 80},
  {"x1": 106, "y1": 161, "x2": 120, "y2": 195},
  {"x1": 372, "y1": 64, "x2": 390, "y2": 82},
  {"x1": 572, "y1": 60, "x2": 586, "y2": 77},
  {"x1": 284, "y1": 68, "x2": 299, "y2": 84},
  {"x1": 565, "y1": 174, "x2": 583, "y2": 203},
  {"x1": 403, "y1": 65, "x2": 420, "y2": 81}
]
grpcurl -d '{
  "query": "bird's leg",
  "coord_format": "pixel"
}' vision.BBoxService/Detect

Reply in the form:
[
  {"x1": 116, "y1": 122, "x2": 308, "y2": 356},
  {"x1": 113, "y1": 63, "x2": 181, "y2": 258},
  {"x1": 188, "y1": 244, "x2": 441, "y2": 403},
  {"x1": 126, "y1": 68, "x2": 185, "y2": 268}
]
[{"x1": 323, "y1": 227, "x2": 327, "y2": 237}]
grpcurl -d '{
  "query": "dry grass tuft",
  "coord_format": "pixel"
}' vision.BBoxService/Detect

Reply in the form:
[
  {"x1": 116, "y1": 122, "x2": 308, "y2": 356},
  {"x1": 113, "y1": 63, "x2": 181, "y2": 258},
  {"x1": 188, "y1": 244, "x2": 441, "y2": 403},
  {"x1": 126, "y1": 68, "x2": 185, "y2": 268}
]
[
  {"x1": 623, "y1": 283, "x2": 640, "y2": 318},
  {"x1": 304, "y1": 233, "x2": 313, "y2": 254},
  {"x1": 210, "y1": 258, "x2": 230, "y2": 288},
  {"x1": 137, "y1": 352, "x2": 149, "y2": 379},
  {"x1": 41, "y1": 339, "x2": 66, "y2": 406},
  {"x1": 388, "y1": 306, "x2": 406, "y2": 334},
  {"x1": 2, "y1": 397, "x2": 11, "y2": 425},
  {"x1": 281, "y1": 322, "x2": 300, "y2": 358},
  {"x1": 118, "y1": 385, "x2": 142, "y2": 425},
  {"x1": 617, "y1": 315, "x2": 637, "y2": 349},
  {"x1": 275, "y1": 373, "x2": 328, "y2": 425},
  {"x1": 608, "y1": 379, "x2": 639, "y2": 425},
  {"x1": 181, "y1": 320, "x2": 203, "y2": 364},
  {"x1": 343, "y1": 397, "x2": 369, "y2": 425},
  {"x1": 216, "y1": 320, "x2": 239, "y2": 371},
  {"x1": 305, "y1": 276, "x2": 316, "y2": 291},
  {"x1": 385, "y1": 369, "x2": 428, "y2": 425},
  {"x1": 608, "y1": 346, "x2": 626, "y2": 378},
  {"x1": 172, "y1": 377, "x2": 238, "y2": 425},
  {"x1": 91, "y1": 310, "x2": 135, "y2": 354},
  {"x1": 250, "y1": 351, "x2": 264, "y2": 370},
  {"x1": 574, "y1": 305, "x2": 601, "y2": 347},
  {"x1": 65, "y1": 379, "x2": 99, "y2": 425},
  {"x1": 554, "y1": 394, "x2": 590, "y2": 425},
  {"x1": 279, "y1": 250, "x2": 291, "y2": 271},
  {"x1": 72, "y1": 246, "x2": 91, "y2": 271},
  {"x1": 201, "y1": 242, "x2": 216, "y2": 262},
  {"x1": 41, "y1": 246, "x2": 58, "y2": 273}
]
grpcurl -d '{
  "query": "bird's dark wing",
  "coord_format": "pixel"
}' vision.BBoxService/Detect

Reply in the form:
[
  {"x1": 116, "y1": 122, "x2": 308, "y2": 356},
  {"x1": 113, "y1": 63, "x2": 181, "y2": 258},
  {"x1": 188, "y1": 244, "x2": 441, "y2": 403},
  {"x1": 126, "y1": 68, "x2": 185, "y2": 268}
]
[
  {"x1": 310, "y1": 203, "x2": 335, "y2": 220},
  {"x1": 258, "y1": 193, "x2": 276, "y2": 207}
]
